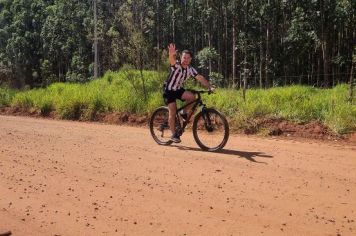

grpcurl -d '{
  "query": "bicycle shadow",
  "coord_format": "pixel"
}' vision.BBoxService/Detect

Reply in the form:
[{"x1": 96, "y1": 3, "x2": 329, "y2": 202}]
[{"x1": 171, "y1": 145, "x2": 273, "y2": 164}]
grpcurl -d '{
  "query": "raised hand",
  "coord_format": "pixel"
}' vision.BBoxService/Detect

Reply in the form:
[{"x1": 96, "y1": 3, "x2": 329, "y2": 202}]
[
  {"x1": 168, "y1": 43, "x2": 177, "y2": 65},
  {"x1": 168, "y1": 43, "x2": 176, "y2": 56}
]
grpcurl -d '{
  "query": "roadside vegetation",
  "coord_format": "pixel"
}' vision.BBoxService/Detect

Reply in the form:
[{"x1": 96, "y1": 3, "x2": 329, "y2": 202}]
[{"x1": 1, "y1": 70, "x2": 355, "y2": 135}]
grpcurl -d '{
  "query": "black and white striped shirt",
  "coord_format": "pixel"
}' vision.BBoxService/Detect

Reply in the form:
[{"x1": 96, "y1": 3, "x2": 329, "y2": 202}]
[{"x1": 164, "y1": 62, "x2": 199, "y2": 91}]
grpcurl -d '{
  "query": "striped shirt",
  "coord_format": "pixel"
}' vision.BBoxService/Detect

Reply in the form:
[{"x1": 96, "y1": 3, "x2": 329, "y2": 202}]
[{"x1": 164, "y1": 62, "x2": 199, "y2": 91}]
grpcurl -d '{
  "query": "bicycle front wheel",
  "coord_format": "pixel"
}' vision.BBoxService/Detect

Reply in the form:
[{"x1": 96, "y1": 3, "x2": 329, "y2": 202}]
[
  {"x1": 192, "y1": 108, "x2": 229, "y2": 151},
  {"x1": 149, "y1": 106, "x2": 173, "y2": 145}
]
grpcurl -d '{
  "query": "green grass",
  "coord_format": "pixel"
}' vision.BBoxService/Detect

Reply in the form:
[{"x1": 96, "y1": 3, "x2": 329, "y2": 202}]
[
  {"x1": 1, "y1": 70, "x2": 355, "y2": 134},
  {"x1": 204, "y1": 85, "x2": 356, "y2": 134},
  {"x1": 0, "y1": 87, "x2": 17, "y2": 107},
  {"x1": 7, "y1": 70, "x2": 165, "y2": 119}
]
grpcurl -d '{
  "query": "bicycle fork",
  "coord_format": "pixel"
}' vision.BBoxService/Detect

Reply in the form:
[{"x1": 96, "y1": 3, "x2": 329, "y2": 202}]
[{"x1": 201, "y1": 106, "x2": 214, "y2": 132}]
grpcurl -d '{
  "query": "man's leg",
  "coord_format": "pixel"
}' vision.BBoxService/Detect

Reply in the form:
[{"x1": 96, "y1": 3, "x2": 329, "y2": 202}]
[
  {"x1": 167, "y1": 101, "x2": 177, "y2": 135},
  {"x1": 181, "y1": 91, "x2": 196, "y2": 117},
  {"x1": 167, "y1": 102, "x2": 181, "y2": 143}
]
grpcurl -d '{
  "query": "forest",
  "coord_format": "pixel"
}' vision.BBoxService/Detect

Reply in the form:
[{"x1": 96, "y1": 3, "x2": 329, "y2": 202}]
[{"x1": 0, "y1": 0, "x2": 355, "y2": 89}]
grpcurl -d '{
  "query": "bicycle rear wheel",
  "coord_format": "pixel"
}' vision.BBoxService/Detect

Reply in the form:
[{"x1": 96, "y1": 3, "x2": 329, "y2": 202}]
[
  {"x1": 192, "y1": 108, "x2": 229, "y2": 151},
  {"x1": 149, "y1": 106, "x2": 173, "y2": 145}
]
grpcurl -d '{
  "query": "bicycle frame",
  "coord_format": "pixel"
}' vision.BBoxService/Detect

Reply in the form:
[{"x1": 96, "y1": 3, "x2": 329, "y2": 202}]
[{"x1": 175, "y1": 91, "x2": 208, "y2": 135}]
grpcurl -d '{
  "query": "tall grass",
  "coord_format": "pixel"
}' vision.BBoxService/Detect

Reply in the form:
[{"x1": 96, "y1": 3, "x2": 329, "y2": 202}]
[
  {"x1": 0, "y1": 87, "x2": 16, "y2": 107},
  {"x1": 9, "y1": 70, "x2": 165, "y2": 119},
  {"x1": 1, "y1": 70, "x2": 355, "y2": 134},
  {"x1": 205, "y1": 85, "x2": 356, "y2": 134}
]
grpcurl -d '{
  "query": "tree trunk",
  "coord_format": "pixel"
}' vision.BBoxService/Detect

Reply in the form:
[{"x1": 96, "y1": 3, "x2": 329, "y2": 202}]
[
  {"x1": 349, "y1": 56, "x2": 354, "y2": 104},
  {"x1": 254, "y1": 53, "x2": 257, "y2": 86},
  {"x1": 156, "y1": 0, "x2": 160, "y2": 70},
  {"x1": 309, "y1": 53, "x2": 313, "y2": 86},
  {"x1": 172, "y1": 0, "x2": 175, "y2": 42},
  {"x1": 259, "y1": 19, "x2": 264, "y2": 88},
  {"x1": 265, "y1": 0, "x2": 270, "y2": 88},
  {"x1": 208, "y1": 33, "x2": 212, "y2": 75},
  {"x1": 224, "y1": 5, "x2": 228, "y2": 84},
  {"x1": 265, "y1": 21, "x2": 270, "y2": 88},
  {"x1": 242, "y1": 53, "x2": 247, "y2": 102},
  {"x1": 232, "y1": 14, "x2": 237, "y2": 88},
  {"x1": 321, "y1": 0, "x2": 329, "y2": 87},
  {"x1": 94, "y1": 0, "x2": 98, "y2": 79},
  {"x1": 217, "y1": 1, "x2": 222, "y2": 80},
  {"x1": 193, "y1": 0, "x2": 197, "y2": 56},
  {"x1": 317, "y1": 57, "x2": 320, "y2": 87},
  {"x1": 139, "y1": 52, "x2": 147, "y2": 101},
  {"x1": 322, "y1": 41, "x2": 329, "y2": 87}
]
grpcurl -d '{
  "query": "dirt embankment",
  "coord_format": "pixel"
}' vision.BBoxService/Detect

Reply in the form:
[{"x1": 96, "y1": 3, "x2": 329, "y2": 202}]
[{"x1": 1, "y1": 106, "x2": 355, "y2": 143}]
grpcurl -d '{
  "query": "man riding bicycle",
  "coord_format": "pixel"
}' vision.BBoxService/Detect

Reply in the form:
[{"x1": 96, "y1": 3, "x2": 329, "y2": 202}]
[{"x1": 163, "y1": 43, "x2": 213, "y2": 143}]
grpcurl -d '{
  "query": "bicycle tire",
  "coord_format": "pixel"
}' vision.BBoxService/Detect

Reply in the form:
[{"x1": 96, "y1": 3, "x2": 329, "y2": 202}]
[
  {"x1": 149, "y1": 106, "x2": 173, "y2": 145},
  {"x1": 192, "y1": 108, "x2": 229, "y2": 151}
]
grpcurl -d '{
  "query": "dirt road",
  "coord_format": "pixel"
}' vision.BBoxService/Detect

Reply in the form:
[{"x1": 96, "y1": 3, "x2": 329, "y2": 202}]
[{"x1": 0, "y1": 115, "x2": 355, "y2": 236}]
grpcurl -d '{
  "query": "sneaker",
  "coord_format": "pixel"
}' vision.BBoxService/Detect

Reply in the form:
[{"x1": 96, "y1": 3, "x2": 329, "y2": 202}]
[{"x1": 170, "y1": 133, "x2": 181, "y2": 143}]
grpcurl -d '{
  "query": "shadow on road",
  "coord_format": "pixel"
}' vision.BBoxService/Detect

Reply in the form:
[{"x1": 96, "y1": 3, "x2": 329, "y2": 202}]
[
  {"x1": 171, "y1": 145, "x2": 273, "y2": 164},
  {"x1": 0, "y1": 231, "x2": 12, "y2": 236}
]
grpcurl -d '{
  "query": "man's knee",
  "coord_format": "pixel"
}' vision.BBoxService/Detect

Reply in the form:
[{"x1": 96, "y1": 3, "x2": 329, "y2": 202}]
[{"x1": 182, "y1": 92, "x2": 195, "y2": 101}]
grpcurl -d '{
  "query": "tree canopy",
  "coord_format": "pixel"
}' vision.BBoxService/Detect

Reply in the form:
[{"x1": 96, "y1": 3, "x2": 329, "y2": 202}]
[{"x1": 0, "y1": 0, "x2": 354, "y2": 88}]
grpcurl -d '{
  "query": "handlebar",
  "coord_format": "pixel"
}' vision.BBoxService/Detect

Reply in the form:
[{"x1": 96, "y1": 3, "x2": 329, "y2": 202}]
[{"x1": 186, "y1": 89, "x2": 214, "y2": 95}]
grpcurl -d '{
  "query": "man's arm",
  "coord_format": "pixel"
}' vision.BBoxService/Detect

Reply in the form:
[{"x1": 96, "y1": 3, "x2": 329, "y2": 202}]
[
  {"x1": 196, "y1": 74, "x2": 213, "y2": 90},
  {"x1": 168, "y1": 43, "x2": 176, "y2": 66}
]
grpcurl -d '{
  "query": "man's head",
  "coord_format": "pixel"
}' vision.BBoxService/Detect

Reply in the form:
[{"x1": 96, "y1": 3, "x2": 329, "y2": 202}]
[{"x1": 180, "y1": 50, "x2": 193, "y2": 68}]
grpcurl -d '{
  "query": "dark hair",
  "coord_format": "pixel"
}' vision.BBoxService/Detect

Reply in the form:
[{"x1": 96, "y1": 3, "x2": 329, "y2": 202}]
[{"x1": 181, "y1": 50, "x2": 193, "y2": 58}]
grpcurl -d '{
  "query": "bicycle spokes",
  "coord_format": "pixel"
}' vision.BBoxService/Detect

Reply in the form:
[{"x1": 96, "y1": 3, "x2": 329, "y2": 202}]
[
  {"x1": 158, "y1": 121, "x2": 169, "y2": 133},
  {"x1": 193, "y1": 108, "x2": 229, "y2": 151},
  {"x1": 150, "y1": 107, "x2": 172, "y2": 145}
]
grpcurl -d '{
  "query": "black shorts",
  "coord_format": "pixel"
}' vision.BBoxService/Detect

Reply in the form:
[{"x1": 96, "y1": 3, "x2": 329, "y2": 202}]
[{"x1": 163, "y1": 88, "x2": 186, "y2": 105}]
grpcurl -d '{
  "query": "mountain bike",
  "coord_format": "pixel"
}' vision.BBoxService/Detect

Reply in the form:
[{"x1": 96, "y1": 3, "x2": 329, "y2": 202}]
[{"x1": 149, "y1": 89, "x2": 229, "y2": 152}]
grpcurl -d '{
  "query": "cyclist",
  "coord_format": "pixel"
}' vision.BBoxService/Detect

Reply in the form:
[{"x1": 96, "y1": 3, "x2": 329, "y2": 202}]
[{"x1": 163, "y1": 43, "x2": 213, "y2": 143}]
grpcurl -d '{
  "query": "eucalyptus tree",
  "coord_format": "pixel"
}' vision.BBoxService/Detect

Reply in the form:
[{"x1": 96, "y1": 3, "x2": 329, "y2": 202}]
[
  {"x1": 41, "y1": 0, "x2": 92, "y2": 83},
  {"x1": 0, "y1": 0, "x2": 48, "y2": 87}
]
